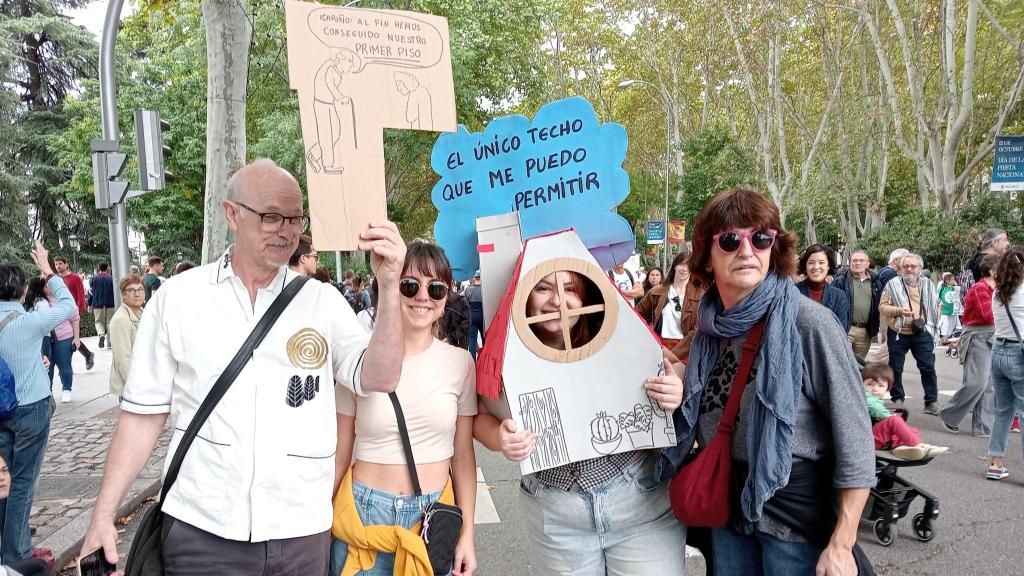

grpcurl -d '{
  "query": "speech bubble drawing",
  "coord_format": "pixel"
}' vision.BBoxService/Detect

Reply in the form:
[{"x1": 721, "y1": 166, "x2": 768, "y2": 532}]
[
  {"x1": 431, "y1": 97, "x2": 636, "y2": 281},
  {"x1": 307, "y1": 8, "x2": 445, "y2": 72}
]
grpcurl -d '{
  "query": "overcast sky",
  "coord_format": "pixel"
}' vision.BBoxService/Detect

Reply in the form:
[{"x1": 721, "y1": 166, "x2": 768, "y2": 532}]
[{"x1": 68, "y1": 1, "x2": 133, "y2": 39}]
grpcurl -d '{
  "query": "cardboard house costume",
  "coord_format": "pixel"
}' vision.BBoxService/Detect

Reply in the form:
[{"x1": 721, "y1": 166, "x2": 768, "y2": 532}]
[{"x1": 477, "y1": 229, "x2": 676, "y2": 475}]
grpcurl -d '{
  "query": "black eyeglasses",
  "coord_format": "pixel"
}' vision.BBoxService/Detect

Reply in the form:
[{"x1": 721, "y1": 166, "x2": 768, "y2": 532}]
[
  {"x1": 234, "y1": 201, "x2": 310, "y2": 230},
  {"x1": 711, "y1": 229, "x2": 778, "y2": 253},
  {"x1": 671, "y1": 295, "x2": 681, "y2": 312},
  {"x1": 399, "y1": 278, "x2": 448, "y2": 301}
]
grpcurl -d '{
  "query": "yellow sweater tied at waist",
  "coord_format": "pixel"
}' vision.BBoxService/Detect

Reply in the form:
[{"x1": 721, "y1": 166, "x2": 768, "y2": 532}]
[{"x1": 331, "y1": 467, "x2": 455, "y2": 576}]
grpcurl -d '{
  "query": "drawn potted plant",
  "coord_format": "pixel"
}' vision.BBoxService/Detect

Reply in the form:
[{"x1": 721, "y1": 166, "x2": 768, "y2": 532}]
[
  {"x1": 590, "y1": 411, "x2": 622, "y2": 455},
  {"x1": 618, "y1": 403, "x2": 655, "y2": 449}
]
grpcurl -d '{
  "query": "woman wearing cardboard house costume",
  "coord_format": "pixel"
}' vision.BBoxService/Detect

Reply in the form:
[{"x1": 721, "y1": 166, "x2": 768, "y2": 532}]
[
  {"x1": 656, "y1": 188, "x2": 875, "y2": 575},
  {"x1": 474, "y1": 268, "x2": 688, "y2": 574}
]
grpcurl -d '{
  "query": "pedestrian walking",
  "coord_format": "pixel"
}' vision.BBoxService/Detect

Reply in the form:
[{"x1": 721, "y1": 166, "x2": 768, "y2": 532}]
[
  {"x1": 985, "y1": 248, "x2": 1024, "y2": 481},
  {"x1": 24, "y1": 277, "x2": 79, "y2": 403},
  {"x1": 641, "y1": 267, "x2": 663, "y2": 296},
  {"x1": 833, "y1": 250, "x2": 880, "y2": 360},
  {"x1": 89, "y1": 262, "x2": 115, "y2": 349},
  {"x1": 937, "y1": 272, "x2": 960, "y2": 345},
  {"x1": 53, "y1": 255, "x2": 94, "y2": 370},
  {"x1": 941, "y1": 254, "x2": 998, "y2": 437},
  {"x1": 657, "y1": 188, "x2": 874, "y2": 576},
  {"x1": 866, "y1": 248, "x2": 909, "y2": 364},
  {"x1": 464, "y1": 272, "x2": 484, "y2": 359},
  {"x1": 331, "y1": 241, "x2": 477, "y2": 576},
  {"x1": 635, "y1": 251, "x2": 703, "y2": 358},
  {"x1": 0, "y1": 241, "x2": 77, "y2": 562},
  {"x1": 142, "y1": 256, "x2": 164, "y2": 303},
  {"x1": 880, "y1": 253, "x2": 941, "y2": 415},
  {"x1": 108, "y1": 274, "x2": 144, "y2": 397},
  {"x1": 79, "y1": 159, "x2": 407, "y2": 575},
  {"x1": 795, "y1": 244, "x2": 850, "y2": 331}
]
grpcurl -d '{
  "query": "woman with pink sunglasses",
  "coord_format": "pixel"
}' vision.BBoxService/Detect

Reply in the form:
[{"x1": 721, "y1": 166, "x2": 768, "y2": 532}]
[{"x1": 656, "y1": 188, "x2": 875, "y2": 575}]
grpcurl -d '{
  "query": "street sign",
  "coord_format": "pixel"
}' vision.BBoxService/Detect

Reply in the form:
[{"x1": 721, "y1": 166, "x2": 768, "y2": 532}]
[
  {"x1": 646, "y1": 221, "x2": 665, "y2": 245},
  {"x1": 992, "y1": 135, "x2": 1024, "y2": 192}
]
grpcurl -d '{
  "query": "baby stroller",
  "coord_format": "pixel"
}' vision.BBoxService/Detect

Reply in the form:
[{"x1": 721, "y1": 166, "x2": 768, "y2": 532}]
[
  {"x1": 944, "y1": 327, "x2": 962, "y2": 358},
  {"x1": 863, "y1": 450, "x2": 940, "y2": 546}
]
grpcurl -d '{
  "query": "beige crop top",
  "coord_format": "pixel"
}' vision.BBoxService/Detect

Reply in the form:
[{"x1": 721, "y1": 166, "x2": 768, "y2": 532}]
[{"x1": 336, "y1": 338, "x2": 477, "y2": 464}]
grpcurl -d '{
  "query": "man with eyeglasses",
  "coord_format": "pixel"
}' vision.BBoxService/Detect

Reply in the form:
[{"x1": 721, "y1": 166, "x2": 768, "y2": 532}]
[
  {"x1": 81, "y1": 159, "x2": 407, "y2": 576},
  {"x1": 289, "y1": 234, "x2": 319, "y2": 278},
  {"x1": 833, "y1": 250, "x2": 879, "y2": 360},
  {"x1": 879, "y1": 253, "x2": 941, "y2": 415}
]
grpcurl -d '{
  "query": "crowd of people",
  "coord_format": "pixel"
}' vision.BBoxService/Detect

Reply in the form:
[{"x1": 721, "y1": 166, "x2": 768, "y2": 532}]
[{"x1": 2, "y1": 164, "x2": 1024, "y2": 575}]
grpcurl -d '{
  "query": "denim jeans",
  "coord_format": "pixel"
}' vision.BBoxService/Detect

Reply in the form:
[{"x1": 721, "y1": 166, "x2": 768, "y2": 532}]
[
  {"x1": 46, "y1": 337, "x2": 74, "y2": 392},
  {"x1": 330, "y1": 481, "x2": 444, "y2": 576},
  {"x1": 711, "y1": 527, "x2": 821, "y2": 576},
  {"x1": 0, "y1": 399, "x2": 52, "y2": 561},
  {"x1": 468, "y1": 306, "x2": 484, "y2": 360},
  {"x1": 886, "y1": 329, "x2": 938, "y2": 404},
  {"x1": 987, "y1": 341, "x2": 1024, "y2": 459},
  {"x1": 518, "y1": 454, "x2": 687, "y2": 575}
]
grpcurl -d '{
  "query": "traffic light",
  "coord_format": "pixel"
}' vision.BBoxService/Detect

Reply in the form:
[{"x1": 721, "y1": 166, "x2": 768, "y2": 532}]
[
  {"x1": 134, "y1": 109, "x2": 173, "y2": 191},
  {"x1": 91, "y1": 139, "x2": 128, "y2": 209}
]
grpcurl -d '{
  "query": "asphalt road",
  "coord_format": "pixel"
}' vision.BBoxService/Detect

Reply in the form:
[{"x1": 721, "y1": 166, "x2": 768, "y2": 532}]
[{"x1": 64, "y1": 341, "x2": 1024, "y2": 576}]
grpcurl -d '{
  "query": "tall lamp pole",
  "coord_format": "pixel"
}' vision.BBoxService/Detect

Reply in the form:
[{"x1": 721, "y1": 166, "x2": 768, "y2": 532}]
[{"x1": 617, "y1": 79, "x2": 674, "y2": 271}]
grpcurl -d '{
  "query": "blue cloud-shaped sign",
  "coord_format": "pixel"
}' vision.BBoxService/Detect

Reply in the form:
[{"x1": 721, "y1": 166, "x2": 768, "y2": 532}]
[{"x1": 431, "y1": 96, "x2": 636, "y2": 280}]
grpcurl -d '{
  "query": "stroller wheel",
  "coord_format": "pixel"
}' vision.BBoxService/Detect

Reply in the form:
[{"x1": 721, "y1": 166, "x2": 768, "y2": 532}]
[
  {"x1": 912, "y1": 513, "x2": 935, "y2": 542},
  {"x1": 873, "y1": 518, "x2": 897, "y2": 546}
]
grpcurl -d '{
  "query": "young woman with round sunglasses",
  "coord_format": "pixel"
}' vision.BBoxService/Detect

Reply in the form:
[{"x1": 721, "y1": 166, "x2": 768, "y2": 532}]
[
  {"x1": 331, "y1": 241, "x2": 478, "y2": 576},
  {"x1": 474, "y1": 270, "x2": 688, "y2": 574}
]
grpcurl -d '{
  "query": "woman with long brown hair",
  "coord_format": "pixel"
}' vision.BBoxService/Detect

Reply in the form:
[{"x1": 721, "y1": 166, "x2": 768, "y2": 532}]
[
  {"x1": 985, "y1": 247, "x2": 1024, "y2": 481},
  {"x1": 635, "y1": 252, "x2": 701, "y2": 356}
]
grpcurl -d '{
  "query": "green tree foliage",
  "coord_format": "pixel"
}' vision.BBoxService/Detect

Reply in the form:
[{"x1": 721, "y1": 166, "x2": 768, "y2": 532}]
[{"x1": 0, "y1": 0, "x2": 96, "y2": 266}]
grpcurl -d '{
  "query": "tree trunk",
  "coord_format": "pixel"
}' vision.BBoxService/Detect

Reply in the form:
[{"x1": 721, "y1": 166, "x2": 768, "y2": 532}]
[{"x1": 200, "y1": 0, "x2": 252, "y2": 264}]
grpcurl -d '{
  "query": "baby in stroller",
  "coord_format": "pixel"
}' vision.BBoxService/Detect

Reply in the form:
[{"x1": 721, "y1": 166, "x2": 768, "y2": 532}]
[{"x1": 864, "y1": 362, "x2": 947, "y2": 459}]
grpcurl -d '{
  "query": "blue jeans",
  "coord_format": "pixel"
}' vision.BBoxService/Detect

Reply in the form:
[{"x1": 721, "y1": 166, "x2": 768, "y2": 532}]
[
  {"x1": 46, "y1": 337, "x2": 74, "y2": 392},
  {"x1": 518, "y1": 454, "x2": 686, "y2": 575},
  {"x1": 330, "y1": 481, "x2": 444, "y2": 576},
  {"x1": 987, "y1": 341, "x2": 1024, "y2": 459},
  {"x1": 0, "y1": 399, "x2": 52, "y2": 561},
  {"x1": 712, "y1": 527, "x2": 821, "y2": 575},
  {"x1": 886, "y1": 329, "x2": 938, "y2": 404}
]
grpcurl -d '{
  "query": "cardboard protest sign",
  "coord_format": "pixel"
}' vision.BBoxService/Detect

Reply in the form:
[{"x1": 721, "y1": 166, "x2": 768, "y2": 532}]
[
  {"x1": 496, "y1": 230, "x2": 674, "y2": 474},
  {"x1": 286, "y1": 1, "x2": 456, "y2": 249},
  {"x1": 431, "y1": 97, "x2": 635, "y2": 280}
]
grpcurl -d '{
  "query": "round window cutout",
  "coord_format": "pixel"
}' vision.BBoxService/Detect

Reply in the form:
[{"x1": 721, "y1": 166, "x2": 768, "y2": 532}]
[{"x1": 512, "y1": 258, "x2": 619, "y2": 363}]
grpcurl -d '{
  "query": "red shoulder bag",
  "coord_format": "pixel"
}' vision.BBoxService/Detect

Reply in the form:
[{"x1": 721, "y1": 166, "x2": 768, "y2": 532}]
[{"x1": 668, "y1": 318, "x2": 766, "y2": 527}]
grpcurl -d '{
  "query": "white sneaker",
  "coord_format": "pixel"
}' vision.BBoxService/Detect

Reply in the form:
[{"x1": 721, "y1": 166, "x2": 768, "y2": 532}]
[{"x1": 60, "y1": 390, "x2": 71, "y2": 403}]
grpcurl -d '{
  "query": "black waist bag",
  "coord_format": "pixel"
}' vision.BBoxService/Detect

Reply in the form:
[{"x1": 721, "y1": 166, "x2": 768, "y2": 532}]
[{"x1": 388, "y1": 392, "x2": 462, "y2": 575}]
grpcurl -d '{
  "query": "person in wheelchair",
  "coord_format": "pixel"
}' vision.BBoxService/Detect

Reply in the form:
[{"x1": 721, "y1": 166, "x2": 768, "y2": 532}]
[{"x1": 863, "y1": 363, "x2": 947, "y2": 460}]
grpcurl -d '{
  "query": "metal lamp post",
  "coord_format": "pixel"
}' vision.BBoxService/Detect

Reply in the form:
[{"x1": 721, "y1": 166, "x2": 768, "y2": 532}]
[
  {"x1": 68, "y1": 234, "x2": 80, "y2": 273},
  {"x1": 617, "y1": 79, "x2": 674, "y2": 271}
]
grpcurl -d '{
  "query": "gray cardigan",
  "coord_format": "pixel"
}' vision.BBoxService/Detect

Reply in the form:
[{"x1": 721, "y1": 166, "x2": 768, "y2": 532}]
[{"x1": 693, "y1": 298, "x2": 876, "y2": 540}]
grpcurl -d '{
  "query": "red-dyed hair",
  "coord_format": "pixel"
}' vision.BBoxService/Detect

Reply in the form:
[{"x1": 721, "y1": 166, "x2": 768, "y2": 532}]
[{"x1": 688, "y1": 187, "x2": 797, "y2": 287}]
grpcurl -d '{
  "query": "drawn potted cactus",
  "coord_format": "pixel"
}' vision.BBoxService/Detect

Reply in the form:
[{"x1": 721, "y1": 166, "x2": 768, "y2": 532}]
[
  {"x1": 590, "y1": 411, "x2": 622, "y2": 455},
  {"x1": 618, "y1": 403, "x2": 655, "y2": 449}
]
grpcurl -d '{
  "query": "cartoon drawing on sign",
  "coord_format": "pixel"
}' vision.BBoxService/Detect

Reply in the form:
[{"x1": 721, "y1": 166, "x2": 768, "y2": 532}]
[
  {"x1": 286, "y1": 1, "x2": 457, "y2": 249},
  {"x1": 617, "y1": 403, "x2": 655, "y2": 449},
  {"x1": 306, "y1": 49, "x2": 361, "y2": 175},
  {"x1": 590, "y1": 411, "x2": 622, "y2": 455},
  {"x1": 518, "y1": 388, "x2": 570, "y2": 471},
  {"x1": 395, "y1": 71, "x2": 432, "y2": 130}
]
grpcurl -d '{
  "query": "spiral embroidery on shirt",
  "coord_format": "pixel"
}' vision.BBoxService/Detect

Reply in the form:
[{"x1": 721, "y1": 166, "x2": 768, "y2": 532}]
[{"x1": 286, "y1": 328, "x2": 328, "y2": 370}]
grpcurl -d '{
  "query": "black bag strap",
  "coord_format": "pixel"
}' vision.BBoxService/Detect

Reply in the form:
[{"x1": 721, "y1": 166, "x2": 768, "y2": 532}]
[
  {"x1": 900, "y1": 280, "x2": 925, "y2": 322},
  {"x1": 388, "y1": 392, "x2": 423, "y2": 496},
  {"x1": 159, "y1": 275, "x2": 309, "y2": 502},
  {"x1": 1001, "y1": 301, "x2": 1024, "y2": 355}
]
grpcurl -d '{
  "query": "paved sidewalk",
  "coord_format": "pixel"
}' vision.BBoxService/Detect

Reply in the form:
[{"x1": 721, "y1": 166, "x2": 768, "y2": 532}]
[{"x1": 29, "y1": 336, "x2": 170, "y2": 571}]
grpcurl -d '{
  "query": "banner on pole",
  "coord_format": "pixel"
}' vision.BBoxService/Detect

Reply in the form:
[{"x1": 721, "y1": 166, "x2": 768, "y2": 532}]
[
  {"x1": 992, "y1": 135, "x2": 1024, "y2": 192},
  {"x1": 646, "y1": 221, "x2": 665, "y2": 245},
  {"x1": 668, "y1": 220, "x2": 686, "y2": 245}
]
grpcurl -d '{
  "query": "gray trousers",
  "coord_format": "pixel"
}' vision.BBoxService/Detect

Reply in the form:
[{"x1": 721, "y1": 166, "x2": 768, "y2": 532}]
[
  {"x1": 162, "y1": 515, "x2": 329, "y2": 576},
  {"x1": 941, "y1": 330, "x2": 995, "y2": 436}
]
